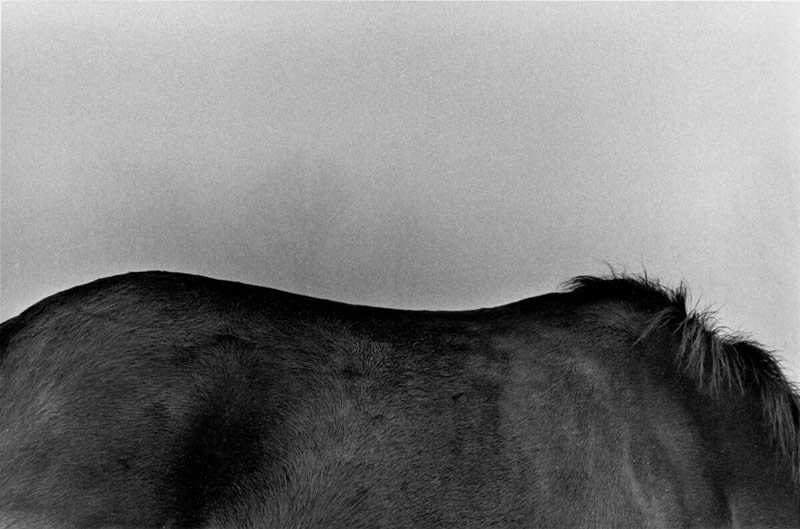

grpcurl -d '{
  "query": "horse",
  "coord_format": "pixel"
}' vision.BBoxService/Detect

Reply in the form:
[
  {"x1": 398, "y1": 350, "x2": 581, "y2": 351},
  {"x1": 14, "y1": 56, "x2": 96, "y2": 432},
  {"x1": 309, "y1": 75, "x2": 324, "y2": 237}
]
[{"x1": 0, "y1": 271, "x2": 797, "y2": 528}]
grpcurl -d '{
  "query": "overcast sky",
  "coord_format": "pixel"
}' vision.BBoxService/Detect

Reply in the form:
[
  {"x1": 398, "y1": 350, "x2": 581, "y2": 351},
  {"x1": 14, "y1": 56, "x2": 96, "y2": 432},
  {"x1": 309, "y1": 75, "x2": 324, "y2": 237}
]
[{"x1": 2, "y1": 3, "x2": 798, "y2": 380}]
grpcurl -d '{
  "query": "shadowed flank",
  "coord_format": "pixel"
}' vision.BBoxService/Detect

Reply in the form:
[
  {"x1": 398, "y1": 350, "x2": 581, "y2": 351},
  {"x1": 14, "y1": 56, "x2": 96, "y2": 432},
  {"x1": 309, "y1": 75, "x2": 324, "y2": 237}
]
[
  {"x1": 564, "y1": 272, "x2": 800, "y2": 483},
  {"x1": 0, "y1": 317, "x2": 20, "y2": 361}
]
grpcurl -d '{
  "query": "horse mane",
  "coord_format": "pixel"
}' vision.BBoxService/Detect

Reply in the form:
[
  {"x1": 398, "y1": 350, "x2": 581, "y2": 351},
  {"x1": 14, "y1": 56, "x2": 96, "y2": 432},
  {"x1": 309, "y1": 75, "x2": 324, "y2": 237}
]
[{"x1": 563, "y1": 272, "x2": 800, "y2": 482}]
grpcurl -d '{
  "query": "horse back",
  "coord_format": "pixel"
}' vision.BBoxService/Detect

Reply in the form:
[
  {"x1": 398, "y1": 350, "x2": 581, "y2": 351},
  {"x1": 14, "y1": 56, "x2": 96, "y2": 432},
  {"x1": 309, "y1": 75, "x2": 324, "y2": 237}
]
[{"x1": 0, "y1": 271, "x2": 797, "y2": 528}]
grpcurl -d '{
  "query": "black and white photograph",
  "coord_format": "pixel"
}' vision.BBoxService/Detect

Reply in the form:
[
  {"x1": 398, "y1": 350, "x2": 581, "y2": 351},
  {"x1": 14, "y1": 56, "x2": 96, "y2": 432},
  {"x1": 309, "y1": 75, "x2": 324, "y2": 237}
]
[{"x1": 1, "y1": 3, "x2": 799, "y2": 527}]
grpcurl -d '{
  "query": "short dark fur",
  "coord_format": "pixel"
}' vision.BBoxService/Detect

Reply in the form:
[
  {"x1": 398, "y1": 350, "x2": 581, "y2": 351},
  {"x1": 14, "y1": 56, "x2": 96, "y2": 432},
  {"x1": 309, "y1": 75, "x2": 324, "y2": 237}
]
[{"x1": 1, "y1": 270, "x2": 798, "y2": 528}]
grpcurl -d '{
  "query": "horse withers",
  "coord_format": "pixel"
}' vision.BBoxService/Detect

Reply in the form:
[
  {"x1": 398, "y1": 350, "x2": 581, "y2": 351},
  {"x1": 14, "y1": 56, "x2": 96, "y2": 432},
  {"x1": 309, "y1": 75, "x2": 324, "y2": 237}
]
[{"x1": 1, "y1": 271, "x2": 798, "y2": 528}]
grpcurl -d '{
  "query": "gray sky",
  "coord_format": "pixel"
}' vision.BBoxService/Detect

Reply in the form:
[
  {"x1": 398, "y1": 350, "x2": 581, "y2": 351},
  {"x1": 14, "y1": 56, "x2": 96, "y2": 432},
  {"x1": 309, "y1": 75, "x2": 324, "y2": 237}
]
[{"x1": 2, "y1": 3, "x2": 799, "y2": 380}]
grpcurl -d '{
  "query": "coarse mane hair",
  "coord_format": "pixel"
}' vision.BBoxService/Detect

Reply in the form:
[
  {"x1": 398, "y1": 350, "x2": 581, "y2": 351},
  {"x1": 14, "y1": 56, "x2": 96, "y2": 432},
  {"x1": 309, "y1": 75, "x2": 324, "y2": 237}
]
[{"x1": 563, "y1": 272, "x2": 800, "y2": 482}]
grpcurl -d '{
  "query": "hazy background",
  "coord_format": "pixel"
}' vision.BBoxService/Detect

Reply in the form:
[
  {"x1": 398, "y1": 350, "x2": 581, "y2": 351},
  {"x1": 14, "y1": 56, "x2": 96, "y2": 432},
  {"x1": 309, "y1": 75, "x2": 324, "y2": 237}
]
[{"x1": 2, "y1": 3, "x2": 798, "y2": 380}]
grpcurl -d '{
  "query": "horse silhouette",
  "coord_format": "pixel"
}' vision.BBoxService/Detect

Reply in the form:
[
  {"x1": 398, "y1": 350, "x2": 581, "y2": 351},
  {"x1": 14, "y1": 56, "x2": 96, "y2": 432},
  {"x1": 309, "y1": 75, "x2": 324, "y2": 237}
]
[{"x1": 1, "y1": 271, "x2": 797, "y2": 528}]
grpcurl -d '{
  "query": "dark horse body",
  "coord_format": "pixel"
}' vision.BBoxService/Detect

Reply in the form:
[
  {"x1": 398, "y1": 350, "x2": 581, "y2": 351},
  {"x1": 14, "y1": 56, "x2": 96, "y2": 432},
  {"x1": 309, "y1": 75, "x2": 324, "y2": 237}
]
[{"x1": 0, "y1": 271, "x2": 798, "y2": 528}]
